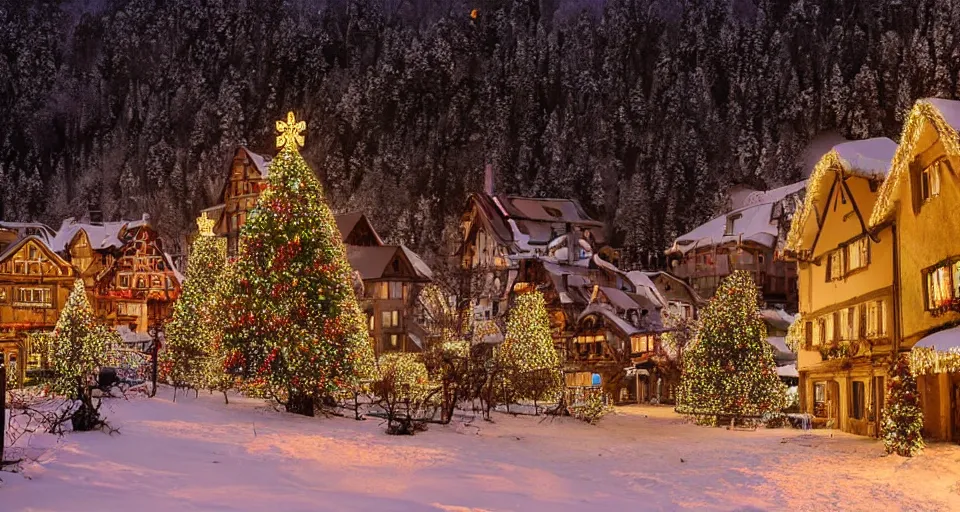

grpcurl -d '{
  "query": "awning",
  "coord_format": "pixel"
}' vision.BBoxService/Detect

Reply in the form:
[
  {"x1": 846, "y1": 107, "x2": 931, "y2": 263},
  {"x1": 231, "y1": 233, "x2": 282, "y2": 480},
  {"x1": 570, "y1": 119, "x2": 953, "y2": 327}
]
[
  {"x1": 915, "y1": 325, "x2": 960, "y2": 352},
  {"x1": 626, "y1": 368, "x2": 650, "y2": 377}
]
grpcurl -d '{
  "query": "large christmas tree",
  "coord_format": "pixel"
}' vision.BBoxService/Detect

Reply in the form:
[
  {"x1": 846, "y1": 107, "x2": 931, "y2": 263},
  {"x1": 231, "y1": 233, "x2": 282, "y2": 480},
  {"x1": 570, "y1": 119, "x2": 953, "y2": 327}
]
[
  {"x1": 676, "y1": 270, "x2": 785, "y2": 424},
  {"x1": 161, "y1": 212, "x2": 229, "y2": 400},
  {"x1": 221, "y1": 112, "x2": 373, "y2": 416},
  {"x1": 881, "y1": 354, "x2": 924, "y2": 457},
  {"x1": 52, "y1": 279, "x2": 113, "y2": 430},
  {"x1": 497, "y1": 290, "x2": 562, "y2": 406}
]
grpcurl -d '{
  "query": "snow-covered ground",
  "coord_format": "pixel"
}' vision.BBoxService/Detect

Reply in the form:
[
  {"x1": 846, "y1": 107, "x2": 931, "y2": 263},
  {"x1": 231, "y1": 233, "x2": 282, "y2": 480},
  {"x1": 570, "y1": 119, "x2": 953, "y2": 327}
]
[{"x1": 3, "y1": 388, "x2": 959, "y2": 512}]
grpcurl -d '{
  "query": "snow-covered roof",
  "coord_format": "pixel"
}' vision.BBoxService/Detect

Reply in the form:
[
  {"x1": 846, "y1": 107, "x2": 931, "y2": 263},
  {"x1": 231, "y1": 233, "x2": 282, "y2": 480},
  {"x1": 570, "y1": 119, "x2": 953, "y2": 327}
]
[
  {"x1": 0, "y1": 221, "x2": 57, "y2": 242},
  {"x1": 466, "y1": 193, "x2": 605, "y2": 255},
  {"x1": 785, "y1": 138, "x2": 897, "y2": 254},
  {"x1": 761, "y1": 309, "x2": 795, "y2": 332},
  {"x1": 599, "y1": 286, "x2": 641, "y2": 311},
  {"x1": 641, "y1": 270, "x2": 705, "y2": 305},
  {"x1": 241, "y1": 147, "x2": 272, "y2": 177},
  {"x1": 914, "y1": 325, "x2": 960, "y2": 352},
  {"x1": 578, "y1": 304, "x2": 643, "y2": 337},
  {"x1": 766, "y1": 336, "x2": 792, "y2": 355},
  {"x1": 736, "y1": 181, "x2": 808, "y2": 209},
  {"x1": 870, "y1": 98, "x2": 960, "y2": 227},
  {"x1": 926, "y1": 98, "x2": 960, "y2": 131},
  {"x1": 776, "y1": 363, "x2": 799, "y2": 378},
  {"x1": 627, "y1": 271, "x2": 669, "y2": 307},
  {"x1": 670, "y1": 203, "x2": 777, "y2": 255},
  {"x1": 117, "y1": 325, "x2": 153, "y2": 344},
  {"x1": 832, "y1": 138, "x2": 898, "y2": 178},
  {"x1": 164, "y1": 252, "x2": 185, "y2": 285},
  {"x1": 671, "y1": 180, "x2": 805, "y2": 255},
  {"x1": 49, "y1": 218, "x2": 128, "y2": 252}
]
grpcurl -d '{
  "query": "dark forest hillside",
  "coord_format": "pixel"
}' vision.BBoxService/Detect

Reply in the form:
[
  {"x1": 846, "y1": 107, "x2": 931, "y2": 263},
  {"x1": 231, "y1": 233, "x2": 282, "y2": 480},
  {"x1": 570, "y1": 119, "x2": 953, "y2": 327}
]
[{"x1": 1, "y1": 0, "x2": 958, "y2": 265}]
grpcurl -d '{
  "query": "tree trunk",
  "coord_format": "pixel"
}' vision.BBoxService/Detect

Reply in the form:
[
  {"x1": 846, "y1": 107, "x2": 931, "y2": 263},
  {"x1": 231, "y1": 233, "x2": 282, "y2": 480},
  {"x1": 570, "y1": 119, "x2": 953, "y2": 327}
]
[{"x1": 285, "y1": 390, "x2": 315, "y2": 416}]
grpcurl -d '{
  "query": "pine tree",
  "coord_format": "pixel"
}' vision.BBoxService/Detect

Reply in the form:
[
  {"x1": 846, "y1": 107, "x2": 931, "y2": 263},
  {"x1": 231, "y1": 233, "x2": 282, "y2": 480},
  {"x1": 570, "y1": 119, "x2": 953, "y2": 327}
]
[
  {"x1": 881, "y1": 354, "x2": 924, "y2": 457},
  {"x1": 497, "y1": 290, "x2": 562, "y2": 408},
  {"x1": 52, "y1": 279, "x2": 113, "y2": 431},
  {"x1": 221, "y1": 112, "x2": 373, "y2": 416},
  {"x1": 677, "y1": 271, "x2": 786, "y2": 424},
  {"x1": 161, "y1": 213, "x2": 229, "y2": 401}
]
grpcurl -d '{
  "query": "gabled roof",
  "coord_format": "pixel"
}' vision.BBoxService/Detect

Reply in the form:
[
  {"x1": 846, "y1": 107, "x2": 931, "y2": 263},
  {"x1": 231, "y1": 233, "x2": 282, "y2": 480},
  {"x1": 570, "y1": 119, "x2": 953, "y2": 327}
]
[
  {"x1": 0, "y1": 221, "x2": 57, "y2": 242},
  {"x1": 870, "y1": 98, "x2": 960, "y2": 227},
  {"x1": 465, "y1": 193, "x2": 605, "y2": 253},
  {"x1": 335, "y1": 212, "x2": 384, "y2": 246},
  {"x1": 241, "y1": 146, "x2": 272, "y2": 177},
  {"x1": 49, "y1": 218, "x2": 129, "y2": 252},
  {"x1": 0, "y1": 235, "x2": 74, "y2": 274},
  {"x1": 213, "y1": 147, "x2": 273, "y2": 206},
  {"x1": 641, "y1": 271, "x2": 705, "y2": 305},
  {"x1": 786, "y1": 138, "x2": 897, "y2": 253},
  {"x1": 345, "y1": 245, "x2": 432, "y2": 282},
  {"x1": 669, "y1": 180, "x2": 805, "y2": 255}
]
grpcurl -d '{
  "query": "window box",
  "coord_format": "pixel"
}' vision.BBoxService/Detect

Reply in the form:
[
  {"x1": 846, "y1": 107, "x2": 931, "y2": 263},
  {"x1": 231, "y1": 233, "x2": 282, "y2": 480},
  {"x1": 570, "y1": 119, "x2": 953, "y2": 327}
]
[{"x1": 932, "y1": 297, "x2": 960, "y2": 318}]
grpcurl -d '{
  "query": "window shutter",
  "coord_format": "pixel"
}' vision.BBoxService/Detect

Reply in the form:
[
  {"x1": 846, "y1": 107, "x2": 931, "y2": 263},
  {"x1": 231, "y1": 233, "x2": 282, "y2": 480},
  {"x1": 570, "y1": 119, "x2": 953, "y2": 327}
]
[
  {"x1": 911, "y1": 161, "x2": 923, "y2": 214},
  {"x1": 825, "y1": 253, "x2": 832, "y2": 282},
  {"x1": 805, "y1": 321, "x2": 813, "y2": 349}
]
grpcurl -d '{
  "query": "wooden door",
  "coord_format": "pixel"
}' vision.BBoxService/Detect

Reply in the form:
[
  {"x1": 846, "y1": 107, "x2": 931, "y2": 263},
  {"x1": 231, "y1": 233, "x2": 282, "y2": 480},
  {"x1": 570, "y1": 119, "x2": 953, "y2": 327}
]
[
  {"x1": 953, "y1": 383, "x2": 960, "y2": 443},
  {"x1": 827, "y1": 381, "x2": 840, "y2": 426}
]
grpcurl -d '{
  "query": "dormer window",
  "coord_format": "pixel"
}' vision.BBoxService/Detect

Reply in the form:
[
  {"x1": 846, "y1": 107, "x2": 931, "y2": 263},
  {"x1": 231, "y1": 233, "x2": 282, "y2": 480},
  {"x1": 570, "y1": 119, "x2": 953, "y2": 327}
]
[
  {"x1": 921, "y1": 163, "x2": 941, "y2": 203},
  {"x1": 725, "y1": 214, "x2": 742, "y2": 236}
]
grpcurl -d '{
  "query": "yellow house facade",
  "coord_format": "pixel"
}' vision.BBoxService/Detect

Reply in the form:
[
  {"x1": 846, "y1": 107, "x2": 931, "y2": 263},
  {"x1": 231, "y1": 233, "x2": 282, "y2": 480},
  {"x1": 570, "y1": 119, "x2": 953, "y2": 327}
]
[
  {"x1": 869, "y1": 98, "x2": 960, "y2": 442},
  {"x1": 786, "y1": 138, "x2": 899, "y2": 436}
]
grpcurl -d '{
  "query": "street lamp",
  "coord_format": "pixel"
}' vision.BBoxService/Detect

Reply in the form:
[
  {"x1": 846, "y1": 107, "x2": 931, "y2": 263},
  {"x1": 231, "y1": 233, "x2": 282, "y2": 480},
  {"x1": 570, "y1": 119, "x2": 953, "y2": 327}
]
[{"x1": 147, "y1": 323, "x2": 165, "y2": 398}]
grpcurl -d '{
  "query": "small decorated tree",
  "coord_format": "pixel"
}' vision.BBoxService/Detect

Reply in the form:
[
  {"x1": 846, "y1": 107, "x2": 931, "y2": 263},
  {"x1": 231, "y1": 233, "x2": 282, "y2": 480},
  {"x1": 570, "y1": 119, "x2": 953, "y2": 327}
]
[
  {"x1": 881, "y1": 354, "x2": 924, "y2": 457},
  {"x1": 162, "y1": 213, "x2": 228, "y2": 400},
  {"x1": 51, "y1": 280, "x2": 109, "y2": 431},
  {"x1": 497, "y1": 290, "x2": 562, "y2": 410},
  {"x1": 372, "y1": 353, "x2": 437, "y2": 434},
  {"x1": 676, "y1": 270, "x2": 786, "y2": 425},
  {"x1": 221, "y1": 112, "x2": 373, "y2": 416}
]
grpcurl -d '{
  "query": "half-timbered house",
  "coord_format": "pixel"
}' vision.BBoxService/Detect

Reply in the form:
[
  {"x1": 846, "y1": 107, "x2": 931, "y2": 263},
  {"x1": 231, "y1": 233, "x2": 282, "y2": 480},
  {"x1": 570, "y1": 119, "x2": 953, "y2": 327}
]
[
  {"x1": 50, "y1": 215, "x2": 183, "y2": 333},
  {"x1": 0, "y1": 232, "x2": 76, "y2": 385}
]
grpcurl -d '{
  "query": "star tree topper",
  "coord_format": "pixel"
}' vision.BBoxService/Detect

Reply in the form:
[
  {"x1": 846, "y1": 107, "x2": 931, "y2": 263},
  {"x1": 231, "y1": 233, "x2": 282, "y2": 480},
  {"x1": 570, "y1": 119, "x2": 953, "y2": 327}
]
[
  {"x1": 197, "y1": 211, "x2": 216, "y2": 237},
  {"x1": 276, "y1": 111, "x2": 306, "y2": 151}
]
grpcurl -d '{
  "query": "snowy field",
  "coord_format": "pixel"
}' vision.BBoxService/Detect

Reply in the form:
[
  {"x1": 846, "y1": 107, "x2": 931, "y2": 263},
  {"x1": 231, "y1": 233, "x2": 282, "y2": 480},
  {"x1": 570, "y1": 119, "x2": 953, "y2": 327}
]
[{"x1": 3, "y1": 388, "x2": 960, "y2": 512}]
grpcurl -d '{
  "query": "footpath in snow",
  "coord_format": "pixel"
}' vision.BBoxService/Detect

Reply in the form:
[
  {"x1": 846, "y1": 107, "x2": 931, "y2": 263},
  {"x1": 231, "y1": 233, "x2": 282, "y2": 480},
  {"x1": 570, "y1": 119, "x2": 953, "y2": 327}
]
[{"x1": 2, "y1": 387, "x2": 959, "y2": 512}]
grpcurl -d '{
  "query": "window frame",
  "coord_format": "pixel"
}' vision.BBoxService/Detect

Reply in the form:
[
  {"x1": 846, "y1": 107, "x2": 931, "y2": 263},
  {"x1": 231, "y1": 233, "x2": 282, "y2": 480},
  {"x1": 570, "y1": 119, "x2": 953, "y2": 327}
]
[{"x1": 923, "y1": 257, "x2": 960, "y2": 311}]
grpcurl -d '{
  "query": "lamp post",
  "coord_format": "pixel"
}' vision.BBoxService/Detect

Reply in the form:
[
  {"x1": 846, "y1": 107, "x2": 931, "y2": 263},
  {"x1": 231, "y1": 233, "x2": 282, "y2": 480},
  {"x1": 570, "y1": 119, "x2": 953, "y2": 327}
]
[{"x1": 147, "y1": 323, "x2": 165, "y2": 398}]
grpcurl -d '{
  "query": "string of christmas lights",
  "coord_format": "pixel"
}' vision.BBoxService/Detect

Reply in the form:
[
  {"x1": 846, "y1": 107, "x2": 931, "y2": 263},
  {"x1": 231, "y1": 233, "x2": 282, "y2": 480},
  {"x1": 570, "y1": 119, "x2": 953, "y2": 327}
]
[
  {"x1": 676, "y1": 271, "x2": 786, "y2": 422},
  {"x1": 220, "y1": 112, "x2": 374, "y2": 414}
]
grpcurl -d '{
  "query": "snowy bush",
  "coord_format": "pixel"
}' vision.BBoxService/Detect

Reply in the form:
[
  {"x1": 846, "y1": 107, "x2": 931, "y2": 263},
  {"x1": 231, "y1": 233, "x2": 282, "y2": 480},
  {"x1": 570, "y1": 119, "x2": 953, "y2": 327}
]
[{"x1": 570, "y1": 392, "x2": 611, "y2": 425}]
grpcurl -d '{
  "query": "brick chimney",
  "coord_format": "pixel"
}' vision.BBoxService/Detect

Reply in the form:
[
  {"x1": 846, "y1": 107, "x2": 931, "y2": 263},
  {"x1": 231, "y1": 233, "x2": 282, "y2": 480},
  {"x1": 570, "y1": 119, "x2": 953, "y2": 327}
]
[
  {"x1": 484, "y1": 162, "x2": 494, "y2": 196},
  {"x1": 567, "y1": 224, "x2": 580, "y2": 264}
]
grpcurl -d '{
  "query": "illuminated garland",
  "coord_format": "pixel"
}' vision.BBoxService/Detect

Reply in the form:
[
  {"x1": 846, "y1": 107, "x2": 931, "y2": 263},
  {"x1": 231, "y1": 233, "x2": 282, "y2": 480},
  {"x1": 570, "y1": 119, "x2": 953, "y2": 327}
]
[
  {"x1": 785, "y1": 150, "x2": 842, "y2": 253},
  {"x1": 220, "y1": 112, "x2": 374, "y2": 412},
  {"x1": 870, "y1": 99, "x2": 960, "y2": 228},
  {"x1": 909, "y1": 346, "x2": 960, "y2": 376},
  {"x1": 676, "y1": 271, "x2": 786, "y2": 420},
  {"x1": 881, "y1": 354, "x2": 924, "y2": 457},
  {"x1": 784, "y1": 313, "x2": 804, "y2": 353}
]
